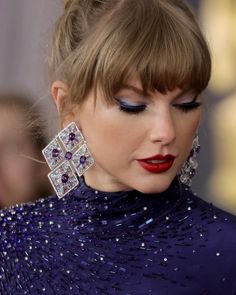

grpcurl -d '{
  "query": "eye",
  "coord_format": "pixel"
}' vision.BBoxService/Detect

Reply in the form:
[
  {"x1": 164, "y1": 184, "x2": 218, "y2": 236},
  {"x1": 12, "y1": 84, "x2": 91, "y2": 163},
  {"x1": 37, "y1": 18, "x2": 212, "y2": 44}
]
[
  {"x1": 173, "y1": 98, "x2": 202, "y2": 113},
  {"x1": 115, "y1": 98, "x2": 147, "y2": 114}
]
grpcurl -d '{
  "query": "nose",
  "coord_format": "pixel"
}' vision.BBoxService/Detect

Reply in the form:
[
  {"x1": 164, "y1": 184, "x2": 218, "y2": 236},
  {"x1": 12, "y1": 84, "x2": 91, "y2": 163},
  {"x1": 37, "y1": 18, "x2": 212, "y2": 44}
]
[{"x1": 149, "y1": 108, "x2": 176, "y2": 145}]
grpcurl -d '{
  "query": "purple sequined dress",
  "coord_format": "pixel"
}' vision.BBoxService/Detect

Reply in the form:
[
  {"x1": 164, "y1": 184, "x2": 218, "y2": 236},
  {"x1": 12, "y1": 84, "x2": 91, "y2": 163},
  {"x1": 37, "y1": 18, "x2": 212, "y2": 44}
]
[{"x1": 1, "y1": 177, "x2": 236, "y2": 295}]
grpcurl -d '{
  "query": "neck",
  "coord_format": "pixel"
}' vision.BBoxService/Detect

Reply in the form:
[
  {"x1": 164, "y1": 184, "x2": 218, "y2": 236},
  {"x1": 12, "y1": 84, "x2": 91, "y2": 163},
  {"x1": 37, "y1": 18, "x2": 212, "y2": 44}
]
[{"x1": 83, "y1": 170, "x2": 132, "y2": 193}]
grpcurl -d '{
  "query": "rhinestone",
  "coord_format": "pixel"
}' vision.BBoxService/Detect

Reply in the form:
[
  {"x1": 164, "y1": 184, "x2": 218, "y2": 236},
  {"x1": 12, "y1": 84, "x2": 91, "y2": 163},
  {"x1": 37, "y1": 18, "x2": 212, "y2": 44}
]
[{"x1": 69, "y1": 132, "x2": 76, "y2": 141}]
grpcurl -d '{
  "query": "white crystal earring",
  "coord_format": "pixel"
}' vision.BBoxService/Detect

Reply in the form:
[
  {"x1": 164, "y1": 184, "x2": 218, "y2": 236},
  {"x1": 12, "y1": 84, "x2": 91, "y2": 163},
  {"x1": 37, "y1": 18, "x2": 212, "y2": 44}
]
[
  {"x1": 42, "y1": 122, "x2": 94, "y2": 199},
  {"x1": 179, "y1": 135, "x2": 200, "y2": 187}
]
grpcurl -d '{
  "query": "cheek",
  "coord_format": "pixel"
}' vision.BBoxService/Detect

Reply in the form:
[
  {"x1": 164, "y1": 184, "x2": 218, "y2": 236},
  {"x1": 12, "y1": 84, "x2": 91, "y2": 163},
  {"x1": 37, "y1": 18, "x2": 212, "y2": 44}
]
[
  {"x1": 177, "y1": 111, "x2": 201, "y2": 138},
  {"x1": 90, "y1": 121, "x2": 135, "y2": 165},
  {"x1": 176, "y1": 112, "x2": 201, "y2": 159},
  {"x1": 81, "y1": 107, "x2": 142, "y2": 153}
]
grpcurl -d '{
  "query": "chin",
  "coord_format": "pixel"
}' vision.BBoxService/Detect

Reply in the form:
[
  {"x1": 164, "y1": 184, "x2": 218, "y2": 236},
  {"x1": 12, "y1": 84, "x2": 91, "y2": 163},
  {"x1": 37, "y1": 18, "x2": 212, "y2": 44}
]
[{"x1": 133, "y1": 176, "x2": 174, "y2": 194}]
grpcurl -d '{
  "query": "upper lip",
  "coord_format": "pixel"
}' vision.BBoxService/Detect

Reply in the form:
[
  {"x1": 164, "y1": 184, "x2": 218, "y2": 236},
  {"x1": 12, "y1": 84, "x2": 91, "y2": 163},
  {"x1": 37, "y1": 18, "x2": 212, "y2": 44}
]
[{"x1": 138, "y1": 154, "x2": 176, "y2": 161}]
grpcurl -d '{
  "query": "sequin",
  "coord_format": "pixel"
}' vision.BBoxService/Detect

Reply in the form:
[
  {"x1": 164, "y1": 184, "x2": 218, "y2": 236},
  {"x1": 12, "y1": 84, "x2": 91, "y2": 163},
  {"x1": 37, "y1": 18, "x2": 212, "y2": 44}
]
[{"x1": 0, "y1": 177, "x2": 236, "y2": 294}]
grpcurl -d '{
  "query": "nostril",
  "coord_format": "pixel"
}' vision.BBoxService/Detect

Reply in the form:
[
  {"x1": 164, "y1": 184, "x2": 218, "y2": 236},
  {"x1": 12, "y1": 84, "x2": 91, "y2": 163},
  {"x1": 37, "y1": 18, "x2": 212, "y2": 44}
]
[{"x1": 149, "y1": 127, "x2": 176, "y2": 144}]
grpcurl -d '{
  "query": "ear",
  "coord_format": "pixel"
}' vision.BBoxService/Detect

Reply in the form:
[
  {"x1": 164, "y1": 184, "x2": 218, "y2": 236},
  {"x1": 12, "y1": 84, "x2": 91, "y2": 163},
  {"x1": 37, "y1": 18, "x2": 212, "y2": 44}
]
[
  {"x1": 51, "y1": 80, "x2": 68, "y2": 114},
  {"x1": 51, "y1": 80, "x2": 77, "y2": 128}
]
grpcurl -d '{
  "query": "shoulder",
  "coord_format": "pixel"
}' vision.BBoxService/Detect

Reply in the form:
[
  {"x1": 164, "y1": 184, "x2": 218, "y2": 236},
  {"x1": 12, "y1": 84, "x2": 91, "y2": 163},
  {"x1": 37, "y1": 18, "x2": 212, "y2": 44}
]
[
  {"x1": 0, "y1": 195, "x2": 59, "y2": 253},
  {"x1": 0, "y1": 191, "x2": 83, "y2": 236},
  {"x1": 186, "y1": 188, "x2": 236, "y2": 230},
  {"x1": 0, "y1": 192, "x2": 82, "y2": 257},
  {"x1": 0, "y1": 193, "x2": 81, "y2": 293},
  {"x1": 0, "y1": 195, "x2": 58, "y2": 231},
  {"x1": 181, "y1": 187, "x2": 236, "y2": 238},
  {"x1": 166, "y1": 187, "x2": 236, "y2": 293},
  {"x1": 183, "y1": 188, "x2": 236, "y2": 262},
  {"x1": 172, "y1": 186, "x2": 236, "y2": 262}
]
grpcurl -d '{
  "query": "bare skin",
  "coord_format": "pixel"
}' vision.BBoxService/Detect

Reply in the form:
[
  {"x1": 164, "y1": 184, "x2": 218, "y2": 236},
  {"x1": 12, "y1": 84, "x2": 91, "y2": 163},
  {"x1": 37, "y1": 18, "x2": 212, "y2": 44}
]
[{"x1": 52, "y1": 75, "x2": 202, "y2": 194}]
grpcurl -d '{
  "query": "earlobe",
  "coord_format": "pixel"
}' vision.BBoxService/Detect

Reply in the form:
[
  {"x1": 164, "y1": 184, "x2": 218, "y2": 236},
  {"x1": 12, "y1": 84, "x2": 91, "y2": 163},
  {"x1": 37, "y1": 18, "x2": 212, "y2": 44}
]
[{"x1": 51, "y1": 81, "x2": 69, "y2": 114}]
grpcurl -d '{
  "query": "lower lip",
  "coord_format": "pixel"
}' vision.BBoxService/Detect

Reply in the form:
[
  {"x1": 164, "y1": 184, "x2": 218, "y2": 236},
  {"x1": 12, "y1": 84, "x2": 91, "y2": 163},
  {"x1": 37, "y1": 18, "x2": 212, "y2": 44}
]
[{"x1": 137, "y1": 158, "x2": 175, "y2": 173}]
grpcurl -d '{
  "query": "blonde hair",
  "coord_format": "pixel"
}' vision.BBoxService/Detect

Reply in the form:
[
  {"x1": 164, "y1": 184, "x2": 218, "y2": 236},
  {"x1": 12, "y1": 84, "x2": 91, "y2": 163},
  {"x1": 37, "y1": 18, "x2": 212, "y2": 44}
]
[{"x1": 48, "y1": 0, "x2": 211, "y2": 106}]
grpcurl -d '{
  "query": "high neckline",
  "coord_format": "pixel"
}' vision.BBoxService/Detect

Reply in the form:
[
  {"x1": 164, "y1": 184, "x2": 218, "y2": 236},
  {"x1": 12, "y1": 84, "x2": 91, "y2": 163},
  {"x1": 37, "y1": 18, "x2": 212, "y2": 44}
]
[{"x1": 71, "y1": 176, "x2": 185, "y2": 219}]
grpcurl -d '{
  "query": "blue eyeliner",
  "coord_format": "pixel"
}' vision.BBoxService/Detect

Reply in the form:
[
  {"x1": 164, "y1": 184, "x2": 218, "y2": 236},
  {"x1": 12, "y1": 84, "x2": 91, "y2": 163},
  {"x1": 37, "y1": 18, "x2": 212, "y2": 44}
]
[
  {"x1": 115, "y1": 96, "x2": 202, "y2": 114},
  {"x1": 115, "y1": 97, "x2": 146, "y2": 113}
]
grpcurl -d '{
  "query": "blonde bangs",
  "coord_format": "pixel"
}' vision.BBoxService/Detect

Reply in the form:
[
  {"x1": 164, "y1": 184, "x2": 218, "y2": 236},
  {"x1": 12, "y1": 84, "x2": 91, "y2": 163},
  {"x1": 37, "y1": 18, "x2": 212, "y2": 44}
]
[{"x1": 63, "y1": 0, "x2": 211, "y2": 105}]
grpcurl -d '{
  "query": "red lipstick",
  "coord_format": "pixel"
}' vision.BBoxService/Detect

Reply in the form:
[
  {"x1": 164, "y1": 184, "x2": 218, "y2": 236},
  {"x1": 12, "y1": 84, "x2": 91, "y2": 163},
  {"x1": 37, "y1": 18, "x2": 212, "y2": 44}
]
[{"x1": 137, "y1": 154, "x2": 176, "y2": 173}]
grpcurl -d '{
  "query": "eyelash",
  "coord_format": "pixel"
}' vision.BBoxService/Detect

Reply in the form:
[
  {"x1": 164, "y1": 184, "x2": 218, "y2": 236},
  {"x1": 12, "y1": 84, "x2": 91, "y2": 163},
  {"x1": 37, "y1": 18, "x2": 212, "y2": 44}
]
[
  {"x1": 119, "y1": 103, "x2": 146, "y2": 114},
  {"x1": 114, "y1": 98, "x2": 144, "y2": 114},
  {"x1": 173, "y1": 101, "x2": 202, "y2": 113},
  {"x1": 116, "y1": 99, "x2": 202, "y2": 114}
]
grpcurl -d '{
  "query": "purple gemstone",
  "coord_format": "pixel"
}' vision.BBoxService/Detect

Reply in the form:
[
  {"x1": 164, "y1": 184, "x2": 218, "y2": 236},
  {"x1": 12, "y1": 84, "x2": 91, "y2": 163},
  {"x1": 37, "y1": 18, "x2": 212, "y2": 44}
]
[
  {"x1": 65, "y1": 152, "x2": 73, "y2": 160},
  {"x1": 52, "y1": 148, "x2": 60, "y2": 158},
  {"x1": 80, "y1": 155, "x2": 87, "y2": 165},
  {"x1": 61, "y1": 174, "x2": 69, "y2": 184},
  {"x1": 69, "y1": 132, "x2": 76, "y2": 141}
]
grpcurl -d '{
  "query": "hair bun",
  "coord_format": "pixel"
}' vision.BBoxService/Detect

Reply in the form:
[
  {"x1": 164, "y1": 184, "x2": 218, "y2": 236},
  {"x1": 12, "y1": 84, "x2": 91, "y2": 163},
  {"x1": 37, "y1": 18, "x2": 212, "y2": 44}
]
[{"x1": 64, "y1": 0, "x2": 74, "y2": 10}]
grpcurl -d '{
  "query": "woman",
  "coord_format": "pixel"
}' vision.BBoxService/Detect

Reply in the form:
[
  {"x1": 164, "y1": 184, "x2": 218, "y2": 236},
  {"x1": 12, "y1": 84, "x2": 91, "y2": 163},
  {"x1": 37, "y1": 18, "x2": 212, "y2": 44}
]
[
  {"x1": 0, "y1": 93, "x2": 51, "y2": 208},
  {"x1": 1, "y1": 0, "x2": 236, "y2": 294}
]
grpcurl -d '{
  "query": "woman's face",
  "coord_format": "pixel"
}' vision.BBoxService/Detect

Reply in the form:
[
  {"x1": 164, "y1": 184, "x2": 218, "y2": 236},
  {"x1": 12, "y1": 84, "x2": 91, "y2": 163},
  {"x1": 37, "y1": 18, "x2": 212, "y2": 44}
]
[
  {"x1": 66, "y1": 76, "x2": 203, "y2": 193},
  {"x1": 0, "y1": 106, "x2": 44, "y2": 208}
]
